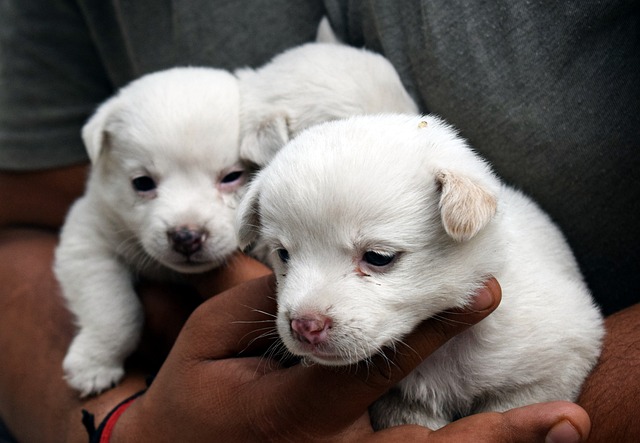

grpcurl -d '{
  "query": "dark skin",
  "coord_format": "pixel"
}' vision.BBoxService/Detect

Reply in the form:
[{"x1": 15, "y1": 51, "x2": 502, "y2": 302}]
[{"x1": 1, "y1": 165, "x2": 635, "y2": 442}]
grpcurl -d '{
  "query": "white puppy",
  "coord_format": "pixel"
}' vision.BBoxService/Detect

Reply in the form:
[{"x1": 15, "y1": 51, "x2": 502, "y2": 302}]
[
  {"x1": 235, "y1": 34, "x2": 418, "y2": 167},
  {"x1": 55, "y1": 67, "x2": 246, "y2": 396},
  {"x1": 236, "y1": 114, "x2": 604, "y2": 430}
]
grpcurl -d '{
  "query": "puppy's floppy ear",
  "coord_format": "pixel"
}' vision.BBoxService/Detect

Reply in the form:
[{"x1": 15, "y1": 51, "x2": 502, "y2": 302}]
[
  {"x1": 81, "y1": 96, "x2": 119, "y2": 164},
  {"x1": 236, "y1": 176, "x2": 263, "y2": 250},
  {"x1": 240, "y1": 114, "x2": 289, "y2": 167},
  {"x1": 436, "y1": 170, "x2": 497, "y2": 242}
]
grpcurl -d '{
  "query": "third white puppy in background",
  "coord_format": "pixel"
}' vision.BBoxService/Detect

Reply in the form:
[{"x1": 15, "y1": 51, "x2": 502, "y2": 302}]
[
  {"x1": 235, "y1": 18, "x2": 418, "y2": 167},
  {"x1": 55, "y1": 67, "x2": 246, "y2": 396},
  {"x1": 236, "y1": 114, "x2": 604, "y2": 430}
]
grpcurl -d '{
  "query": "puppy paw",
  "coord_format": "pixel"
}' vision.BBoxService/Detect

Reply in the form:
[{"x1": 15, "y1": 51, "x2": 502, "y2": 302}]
[{"x1": 63, "y1": 352, "x2": 124, "y2": 397}]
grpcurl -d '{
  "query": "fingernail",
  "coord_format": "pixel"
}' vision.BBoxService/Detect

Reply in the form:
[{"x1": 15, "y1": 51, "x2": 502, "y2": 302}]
[
  {"x1": 468, "y1": 287, "x2": 493, "y2": 311},
  {"x1": 546, "y1": 420, "x2": 582, "y2": 443}
]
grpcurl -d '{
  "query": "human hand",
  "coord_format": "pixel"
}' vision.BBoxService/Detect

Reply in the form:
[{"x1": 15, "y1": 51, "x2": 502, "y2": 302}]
[{"x1": 112, "y1": 275, "x2": 589, "y2": 442}]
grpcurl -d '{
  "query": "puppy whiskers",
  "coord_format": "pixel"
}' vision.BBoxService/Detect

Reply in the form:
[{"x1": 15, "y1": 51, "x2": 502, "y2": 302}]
[
  {"x1": 253, "y1": 341, "x2": 292, "y2": 377},
  {"x1": 238, "y1": 327, "x2": 280, "y2": 354},
  {"x1": 431, "y1": 312, "x2": 475, "y2": 327},
  {"x1": 114, "y1": 233, "x2": 151, "y2": 271}
]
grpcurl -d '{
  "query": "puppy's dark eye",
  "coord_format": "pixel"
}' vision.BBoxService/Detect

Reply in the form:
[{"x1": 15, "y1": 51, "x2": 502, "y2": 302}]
[
  {"x1": 277, "y1": 248, "x2": 290, "y2": 264},
  {"x1": 132, "y1": 176, "x2": 156, "y2": 192},
  {"x1": 221, "y1": 170, "x2": 244, "y2": 183},
  {"x1": 363, "y1": 251, "x2": 395, "y2": 267}
]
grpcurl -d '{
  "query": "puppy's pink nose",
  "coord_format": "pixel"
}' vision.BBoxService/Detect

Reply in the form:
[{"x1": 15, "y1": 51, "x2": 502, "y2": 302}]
[
  {"x1": 291, "y1": 315, "x2": 333, "y2": 345},
  {"x1": 168, "y1": 226, "x2": 207, "y2": 256}
]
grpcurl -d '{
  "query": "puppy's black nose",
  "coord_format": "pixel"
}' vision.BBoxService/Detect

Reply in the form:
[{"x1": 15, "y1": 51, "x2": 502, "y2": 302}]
[{"x1": 168, "y1": 226, "x2": 207, "y2": 256}]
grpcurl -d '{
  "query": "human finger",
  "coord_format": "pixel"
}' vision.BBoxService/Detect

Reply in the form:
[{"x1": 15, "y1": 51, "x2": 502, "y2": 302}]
[
  {"x1": 187, "y1": 251, "x2": 273, "y2": 300},
  {"x1": 174, "y1": 274, "x2": 279, "y2": 360},
  {"x1": 133, "y1": 253, "x2": 273, "y2": 362},
  {"x1": 381, "y1": 277, "x2": 502, "y2": 379},
  {"x1": 430, "y1": 401, "x2": 590, "y2": 443}
]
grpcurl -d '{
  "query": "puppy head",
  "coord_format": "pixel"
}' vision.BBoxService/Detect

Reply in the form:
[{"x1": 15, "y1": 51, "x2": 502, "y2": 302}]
[
  {"x1": 83, "y1": 67, "x2": 246, "y2": 273},
  {"x1": 237, "y1": 114, "x2": 501, "y2": 365},
  {"x1": 235, "y1": 42, "x2": 418, "y2": 167}
]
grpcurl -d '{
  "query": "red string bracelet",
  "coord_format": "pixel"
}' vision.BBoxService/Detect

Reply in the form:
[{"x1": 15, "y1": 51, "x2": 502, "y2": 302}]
[
  {"x1": 82, "y1": 389, "x2": 146, "y2": 443},
  {"x1": 99, "y1": 395, "x2": 138, "y2": 443}
]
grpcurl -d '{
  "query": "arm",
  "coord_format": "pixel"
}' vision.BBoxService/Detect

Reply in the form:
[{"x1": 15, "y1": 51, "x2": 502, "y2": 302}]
[
  {"x1": 0, "y1": 164, "x2": 88, "y2": 229},
  {"x1": 578, "y1": 303, "x2": 640, "y2": 442}
]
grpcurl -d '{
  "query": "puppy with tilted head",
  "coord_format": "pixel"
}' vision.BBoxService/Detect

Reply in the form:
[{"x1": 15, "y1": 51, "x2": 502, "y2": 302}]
[
  {"x1": 55, "y1": 67, "x2": 248, "y2": 396},
  {"x1": 236, "y1": 114, "x2": 604, "y2": 430}
]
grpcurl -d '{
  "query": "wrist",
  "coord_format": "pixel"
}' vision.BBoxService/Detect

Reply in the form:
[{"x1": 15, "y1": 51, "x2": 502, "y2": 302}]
[
  {"x1": 69, "y1": 375, "x2": 148, "y2": 443},
  {"x1": 108, "y1": 388, "x2": 156, "y2": 443},
  {"x1": 84, "y1": 390, "x2": 145, "y2": 443}
]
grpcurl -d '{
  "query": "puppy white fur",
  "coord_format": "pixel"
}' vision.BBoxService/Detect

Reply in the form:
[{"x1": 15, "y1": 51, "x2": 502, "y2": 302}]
[
  {"x1": 236, "y1": 114, "x2": 604, "y2": 430},
  {"x1": 235, "y1": 33, "x2": 418, "y2": 167},
  {"x1": 55, "y1": 67, "x2": 246, "y2": 396}
]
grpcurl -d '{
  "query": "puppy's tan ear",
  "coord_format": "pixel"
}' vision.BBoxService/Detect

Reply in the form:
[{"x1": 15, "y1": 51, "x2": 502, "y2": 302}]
[
  {"x1": 240, "y1": 115, "x2": 289, "y2": 167},
  {"x1": 236, "y1": 177, "x2": 263, "y2": 250},
  {"x1": 81, "y1": 97, "x2": 119, "y2": 164},
  {"x1": 436, "y1": 170, "x2": 497, "y2": 242}
]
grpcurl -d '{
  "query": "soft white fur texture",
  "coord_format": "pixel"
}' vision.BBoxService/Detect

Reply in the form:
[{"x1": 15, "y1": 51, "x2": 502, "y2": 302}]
[
  {"x1": 235, "y1": 31, "x2": 418, "y2": 167},
  {"x1": 55, "y1": 67, "x2": 246, "y2": 396},
  {"x1": 236, "y1": 114, "x2": 604, "y2": 430}
]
